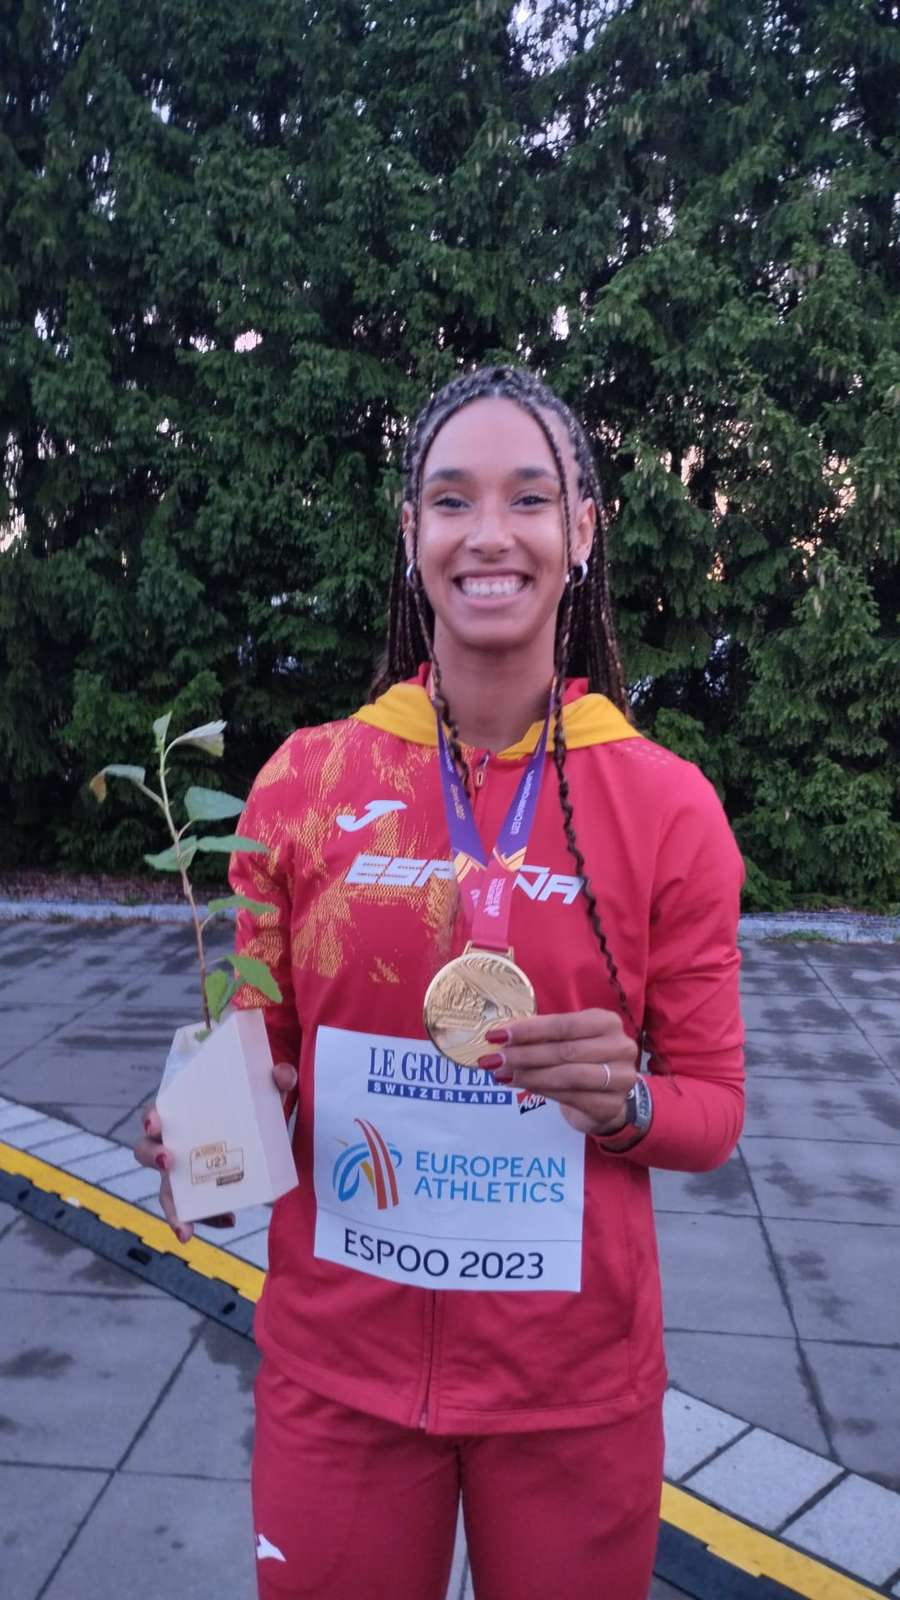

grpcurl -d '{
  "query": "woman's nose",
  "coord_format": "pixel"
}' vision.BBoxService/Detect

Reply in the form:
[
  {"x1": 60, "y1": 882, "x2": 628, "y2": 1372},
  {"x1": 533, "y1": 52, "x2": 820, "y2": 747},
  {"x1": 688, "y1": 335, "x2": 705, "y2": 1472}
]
[{"x1": 465, "y1": 510, "x2": 515, "y2": 554}]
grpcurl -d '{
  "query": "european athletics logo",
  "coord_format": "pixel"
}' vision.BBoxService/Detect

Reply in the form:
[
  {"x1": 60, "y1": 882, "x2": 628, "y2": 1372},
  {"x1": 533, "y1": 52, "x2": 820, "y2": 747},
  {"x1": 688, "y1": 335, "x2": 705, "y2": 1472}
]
[{"x1": 333, "y1": 1118, "x2": 402, "y2": 1210}]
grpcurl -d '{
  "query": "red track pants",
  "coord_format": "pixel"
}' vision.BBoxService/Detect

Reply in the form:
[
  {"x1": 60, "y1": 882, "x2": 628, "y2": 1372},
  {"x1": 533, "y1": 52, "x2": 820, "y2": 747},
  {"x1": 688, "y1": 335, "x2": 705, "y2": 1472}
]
[{"x1": 252, "y1": 1359, "x2": 664, "y2": 1600}]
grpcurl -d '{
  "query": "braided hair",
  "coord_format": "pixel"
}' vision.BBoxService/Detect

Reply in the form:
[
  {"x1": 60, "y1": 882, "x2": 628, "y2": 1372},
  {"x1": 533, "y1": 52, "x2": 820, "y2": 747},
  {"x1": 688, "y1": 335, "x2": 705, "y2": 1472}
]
[{"x1": 371, "y1": 364, "x2": 638, "y2": 1037}]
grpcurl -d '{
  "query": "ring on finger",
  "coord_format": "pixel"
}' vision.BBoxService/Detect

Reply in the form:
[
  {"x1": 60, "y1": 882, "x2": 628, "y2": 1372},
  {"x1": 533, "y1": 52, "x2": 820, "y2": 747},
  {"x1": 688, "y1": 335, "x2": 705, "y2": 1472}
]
[{"x1": 599, "y1": 1061, "x2": 612, "y2": 1090}]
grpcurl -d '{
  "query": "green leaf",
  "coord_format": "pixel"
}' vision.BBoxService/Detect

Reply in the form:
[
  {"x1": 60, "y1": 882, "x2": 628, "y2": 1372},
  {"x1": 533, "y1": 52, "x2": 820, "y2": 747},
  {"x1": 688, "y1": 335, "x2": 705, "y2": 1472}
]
[
  {"x1": 144, "y1": 839, "x2": 198, "y2": 873},
  {"x1": 204, "y1": 968, "x2": 233, "y2": 1023},
  {"x1": 184, "y1": 786, "x2": 246, "y2": 822},
  {"x1": 228, "y1": 953, "x2": 283, "y2": 1004},
  {"x1": 206, "y1": 893, "x2": 277, "y2": 917},
  {"x1": 168, "y1": 720, "x2": 226, "y2": 757},
  {"x1": 193, "y1": 833, "x2": 269, "y2": 855},
  {"x1": 152, "y1": 712, "x2": 173, "y2": 749},
  {"x1": 89, "y1": 764, "x2": 146, "y2": 802}
]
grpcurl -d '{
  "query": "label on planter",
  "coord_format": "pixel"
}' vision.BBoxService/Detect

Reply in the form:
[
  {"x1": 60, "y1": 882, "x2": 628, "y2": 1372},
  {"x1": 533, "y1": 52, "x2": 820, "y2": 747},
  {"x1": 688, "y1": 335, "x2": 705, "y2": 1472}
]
[{"x1": 189, "y1": 1140, "x2": 245, "y2": 1187}]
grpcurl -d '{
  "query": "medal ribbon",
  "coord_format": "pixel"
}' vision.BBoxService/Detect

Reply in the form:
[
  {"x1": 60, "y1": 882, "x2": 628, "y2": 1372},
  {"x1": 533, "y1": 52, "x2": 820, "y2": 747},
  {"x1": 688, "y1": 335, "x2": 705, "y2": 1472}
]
[{"x1": 434, "y1": 699, "x2": 552, "y2": 953}]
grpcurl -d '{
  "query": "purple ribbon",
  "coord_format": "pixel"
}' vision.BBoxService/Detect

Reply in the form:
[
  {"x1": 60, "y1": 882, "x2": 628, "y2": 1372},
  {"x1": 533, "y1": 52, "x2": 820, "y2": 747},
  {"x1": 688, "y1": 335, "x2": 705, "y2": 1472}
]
[{"x1": 435, "y1": 701, "x2": 552, "y2": 952}]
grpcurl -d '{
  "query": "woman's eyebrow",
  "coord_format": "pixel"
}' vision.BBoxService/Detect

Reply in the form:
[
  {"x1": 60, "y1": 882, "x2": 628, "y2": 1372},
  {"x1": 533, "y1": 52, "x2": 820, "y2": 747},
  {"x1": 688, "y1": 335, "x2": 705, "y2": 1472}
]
[{"x1": 423, "y1": 465, "x2": 558, "y2": 486}]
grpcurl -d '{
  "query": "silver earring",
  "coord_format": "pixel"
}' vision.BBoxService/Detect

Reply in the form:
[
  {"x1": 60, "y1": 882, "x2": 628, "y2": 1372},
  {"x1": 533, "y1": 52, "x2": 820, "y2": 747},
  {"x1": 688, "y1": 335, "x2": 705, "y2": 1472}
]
[
  {"x1": 405, "y1": 560, "x2": 419, "y2": 589},
  {"x1": 567, "y1": 559, "x2": 589, "y2": 588}
]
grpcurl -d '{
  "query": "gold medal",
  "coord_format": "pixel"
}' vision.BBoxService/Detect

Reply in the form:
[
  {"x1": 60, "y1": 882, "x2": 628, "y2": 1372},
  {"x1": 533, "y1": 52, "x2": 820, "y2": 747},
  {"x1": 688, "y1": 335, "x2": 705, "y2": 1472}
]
[{"x1": 423, "y1": 943, "x2": 535, "y2": 1067}]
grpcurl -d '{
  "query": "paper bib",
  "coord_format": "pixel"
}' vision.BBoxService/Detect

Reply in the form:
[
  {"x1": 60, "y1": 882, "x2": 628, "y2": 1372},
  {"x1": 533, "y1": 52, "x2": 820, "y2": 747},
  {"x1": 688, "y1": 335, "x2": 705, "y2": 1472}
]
[{"x1": 313, "y1": 1025, "x2": 585, "y2": 1292}]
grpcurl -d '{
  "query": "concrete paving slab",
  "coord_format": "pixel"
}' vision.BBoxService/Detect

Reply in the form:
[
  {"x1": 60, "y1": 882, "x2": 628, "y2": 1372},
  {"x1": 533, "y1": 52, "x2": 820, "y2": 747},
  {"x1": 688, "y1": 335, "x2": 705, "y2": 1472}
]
[
  {"x1": 103, "y1": 1103, "x2": 152, "y2": 1146},
  {"x1": 0, "y1": 1023, "x2": 165, "y2": 1107},
  {"x1": 0, "y1": 966, "x2": 124, "y2": 1009},
  {"x1": 0, "y1": 1100, "x2": 46, "y2": 1132},
  {"x1": 743, "y1": 1030, "x2": 890, "y2": 1080},
  {"x1": 124, "y1": 981, "x2": 206, "y2": 1014},
  {"x1": 740, "y1": 991, "x2": 863, "y2": 1034},
  {"x1": 0, "y1": 1289, "x2": 199, "y2": 1467},
  {"x1": 656, "y1": 1213, "x2": 794, "y2": 1335},
  {"x1": 230, "y1": 1228, "x2": 269, "y2": 1269},
  {"x1": 0, "y1": 1005, "x2": 74, "y2": 1063},
  {"x1": 0, "y1": 1213, "x2": 163, "y2": 1297},
  {"x1": 766, "y1": 1216, "x2": 900, "y2": 1343},
  {"x1": 783, "y1": 1471, "x2": 900, "y2": 1585},
  {"x1": 651, "y1": 1152, "x2": 757, "y2": 1215},
  {"x1": 125, "y1": 1319, "x2": 258, "y2": 1479},
  {"x1": 41, "y1": 1471, "x2": 256, "y2": 1600},
  {"x1": 803, "y1": 946, "x2": 900, "y2": 1001},
  {"x1": 30, "y1": 1129, "x2": 113, "y2": 1164},
  {"x1": 744, "y1": 1076, "x2": 900, "y2": 1144},
  {"x1": 738, "y1": 947, "x2": 825, "y2": 995},
  {"x1": 0, "y1": 1115, "x2": 80, "y2": 1151},
  {"x1": 662, "y1": 1389, "x2": 748, "y2": 1480},
  {"x1": 802, "y1": 1342, "x2": 900, "y2": 1488},
  {"x1": 742, "y1": 1137, "x2": 900, "y2": 1223},
  {"x1": 103, "y1": 1166, "x2": 163, "y2": 1202},
  {"x1": 836, "y1": 996, "x2": 900, "y2": 1036},
  {"x1": 33, "y1": 1100, "x2": 148, "y2": 1140},
  {"x1": 16, "y1": 1113, "x2": 99, "y2": 1152},
  {"x1": 683, "y1": 1427, "x2": 842, "y2": 1530},
  {"x1": 63, "y1": 1145, "x2": 137, "y2": 1181},
  {"x1": 874, "y1": 1035, "x2": 900, "y2": 1078},
  {"x1": 663, "y1": 1332, "x2": 831, "y2": 1455},
  {"x1": 0, "y1": 1461, "x2": 107, "y2": 1600}
]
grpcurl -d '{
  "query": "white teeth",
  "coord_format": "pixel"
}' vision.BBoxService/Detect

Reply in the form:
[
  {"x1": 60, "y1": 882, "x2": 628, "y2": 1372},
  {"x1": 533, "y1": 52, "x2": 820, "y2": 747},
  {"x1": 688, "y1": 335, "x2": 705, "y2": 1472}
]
[{"x1": 459, "y1": 576, "x2": 526, "y2": 598}]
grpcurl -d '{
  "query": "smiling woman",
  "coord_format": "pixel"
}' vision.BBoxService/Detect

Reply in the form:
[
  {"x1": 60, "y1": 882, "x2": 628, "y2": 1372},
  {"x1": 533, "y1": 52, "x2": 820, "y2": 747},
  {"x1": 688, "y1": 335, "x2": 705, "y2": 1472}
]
[{"x1": 136, "y1": 363, "x2": 746, "y2": 1600}]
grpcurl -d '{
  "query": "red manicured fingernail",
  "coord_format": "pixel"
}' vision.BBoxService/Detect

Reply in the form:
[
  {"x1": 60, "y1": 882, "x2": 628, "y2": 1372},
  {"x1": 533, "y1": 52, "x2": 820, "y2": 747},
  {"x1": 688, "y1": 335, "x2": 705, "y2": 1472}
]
[
  {"x1": 478, "y1": 1053, "x2": 505, "y2": 1069},
  {"x1": 485, "y1": 1028, "x2": 510, "y2": 1045},
  {"x1": 493, "y1": 1069, "x2": 513, "y2": 1083},
  {"x1": 154, "y1": 1151, "x2": 169, "y2": 1172}
]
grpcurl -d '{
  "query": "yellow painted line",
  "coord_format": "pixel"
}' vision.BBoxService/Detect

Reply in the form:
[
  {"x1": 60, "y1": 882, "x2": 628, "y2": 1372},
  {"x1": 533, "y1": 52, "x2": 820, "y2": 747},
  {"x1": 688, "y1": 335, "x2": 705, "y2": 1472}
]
[
  {"x1": 662, "y1": 1482, "x2": 885, "y2": 1600},
  {"x1": 0, "y1": 1139, "x2": 265, "y2": 1304}
]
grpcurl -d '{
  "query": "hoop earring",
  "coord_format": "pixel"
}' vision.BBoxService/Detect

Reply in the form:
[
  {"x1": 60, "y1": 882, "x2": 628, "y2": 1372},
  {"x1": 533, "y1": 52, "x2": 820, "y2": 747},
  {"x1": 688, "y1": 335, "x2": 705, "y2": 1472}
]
[
  {"x1": 405, "y1": 560, "x2": 421, "y2": 590},
  {"x1": 566, "y1": 559, "x2": 589, "y2": 588}
]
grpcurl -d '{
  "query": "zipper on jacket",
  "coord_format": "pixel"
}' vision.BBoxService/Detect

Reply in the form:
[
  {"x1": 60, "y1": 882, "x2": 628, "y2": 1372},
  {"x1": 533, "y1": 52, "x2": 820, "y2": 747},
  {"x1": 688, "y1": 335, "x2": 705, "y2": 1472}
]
[{"x1": 419, "y1": 1292, "x2": 437, "y2": 1428}]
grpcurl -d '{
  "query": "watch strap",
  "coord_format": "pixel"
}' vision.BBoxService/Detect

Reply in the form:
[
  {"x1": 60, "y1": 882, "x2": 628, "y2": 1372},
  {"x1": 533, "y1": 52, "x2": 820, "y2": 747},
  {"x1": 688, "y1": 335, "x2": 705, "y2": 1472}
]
[{"x1": 598, "y1": 1077, "x2": 653, "y2": 1151}]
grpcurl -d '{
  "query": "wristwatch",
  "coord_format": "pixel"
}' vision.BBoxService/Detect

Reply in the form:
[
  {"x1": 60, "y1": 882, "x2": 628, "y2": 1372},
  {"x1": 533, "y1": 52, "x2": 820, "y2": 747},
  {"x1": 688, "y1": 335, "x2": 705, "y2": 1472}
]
[{"x1": 597, "y1": 1076, "x2": 653, "y2": 1151}]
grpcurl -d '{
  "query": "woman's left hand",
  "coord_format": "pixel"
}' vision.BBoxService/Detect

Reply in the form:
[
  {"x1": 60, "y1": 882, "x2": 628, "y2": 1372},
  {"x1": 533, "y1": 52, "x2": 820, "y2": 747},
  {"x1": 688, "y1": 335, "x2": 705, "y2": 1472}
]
[{"x1": 478, "y1": 1009, "x2": 639, "y2": 1135}]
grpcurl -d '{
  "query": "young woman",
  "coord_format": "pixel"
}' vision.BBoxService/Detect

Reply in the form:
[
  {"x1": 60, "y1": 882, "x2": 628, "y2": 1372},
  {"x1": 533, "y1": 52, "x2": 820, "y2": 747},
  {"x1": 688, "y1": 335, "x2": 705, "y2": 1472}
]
[{"x1": 138, "y1": 365, "x2": 745, "y2": 1600}]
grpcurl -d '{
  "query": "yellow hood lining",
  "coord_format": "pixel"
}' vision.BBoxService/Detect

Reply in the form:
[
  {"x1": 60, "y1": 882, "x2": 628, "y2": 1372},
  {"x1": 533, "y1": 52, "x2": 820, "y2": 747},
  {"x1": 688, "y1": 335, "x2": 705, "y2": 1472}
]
[{"x1": 353, "y1": 683, "x2": 640, "y2": 756}]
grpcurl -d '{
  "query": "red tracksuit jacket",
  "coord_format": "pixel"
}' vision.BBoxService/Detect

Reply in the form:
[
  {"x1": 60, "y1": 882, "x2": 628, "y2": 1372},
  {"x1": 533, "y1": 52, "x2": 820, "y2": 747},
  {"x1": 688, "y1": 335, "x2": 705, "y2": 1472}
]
[{"x1": 230, "y1": 674, "x2": 745, "y2": 1434}]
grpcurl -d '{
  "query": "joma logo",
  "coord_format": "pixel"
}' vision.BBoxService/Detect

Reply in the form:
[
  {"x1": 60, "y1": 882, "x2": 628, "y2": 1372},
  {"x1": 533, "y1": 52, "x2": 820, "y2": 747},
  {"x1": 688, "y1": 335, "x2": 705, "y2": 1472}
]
[{"x1": 345, "y1": 854, "x2": 582, "y2": 903}]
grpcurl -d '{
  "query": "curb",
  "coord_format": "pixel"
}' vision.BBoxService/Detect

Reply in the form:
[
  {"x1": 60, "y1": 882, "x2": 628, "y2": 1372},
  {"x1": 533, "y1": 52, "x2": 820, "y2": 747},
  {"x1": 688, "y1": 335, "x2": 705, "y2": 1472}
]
[{"x1": 0, "y1": 898, "x2": 897, "y2": 942}]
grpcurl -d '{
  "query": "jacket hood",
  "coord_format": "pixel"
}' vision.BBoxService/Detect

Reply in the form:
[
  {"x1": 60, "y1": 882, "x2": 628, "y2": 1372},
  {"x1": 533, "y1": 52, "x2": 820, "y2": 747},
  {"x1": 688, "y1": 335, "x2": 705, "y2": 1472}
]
[{"x1": 353, "y1": 674, "x2": 641, "y2": 757}]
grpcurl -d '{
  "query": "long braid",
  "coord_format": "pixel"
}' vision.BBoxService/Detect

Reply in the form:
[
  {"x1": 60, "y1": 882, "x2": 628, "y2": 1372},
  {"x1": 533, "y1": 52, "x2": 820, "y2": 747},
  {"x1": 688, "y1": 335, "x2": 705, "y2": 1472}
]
[
  {"x1": 370, "y1": 364, "x2": 650, "y2": 1050},
  {"x1": 551, "y1": 698, "x2": 639, "y2": 1033},
  {"x1": 548, "y1": 486, "x2": 640, "y2": 1034}
]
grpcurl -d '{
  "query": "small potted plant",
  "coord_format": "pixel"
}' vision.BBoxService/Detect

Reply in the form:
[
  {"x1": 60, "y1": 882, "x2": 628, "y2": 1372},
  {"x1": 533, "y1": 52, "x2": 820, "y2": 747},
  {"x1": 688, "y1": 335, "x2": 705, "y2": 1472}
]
[{"x1": 91, "y1": 712, "x2": 297, "y2": 1222}]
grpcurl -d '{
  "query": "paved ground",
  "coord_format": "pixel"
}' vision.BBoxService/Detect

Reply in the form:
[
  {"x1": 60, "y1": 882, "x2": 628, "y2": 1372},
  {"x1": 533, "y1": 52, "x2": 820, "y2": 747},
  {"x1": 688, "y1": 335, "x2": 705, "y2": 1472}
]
[{"x1": 1, "y1": 919, "x2": 898, "y2": 1597}]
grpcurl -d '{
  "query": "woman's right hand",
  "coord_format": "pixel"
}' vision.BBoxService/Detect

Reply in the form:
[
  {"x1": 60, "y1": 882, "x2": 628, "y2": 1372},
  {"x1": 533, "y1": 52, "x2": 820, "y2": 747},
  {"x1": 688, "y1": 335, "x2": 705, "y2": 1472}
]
[{"x1": 133, "y1": 1060, "x2": 299, "y2": 1245}]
